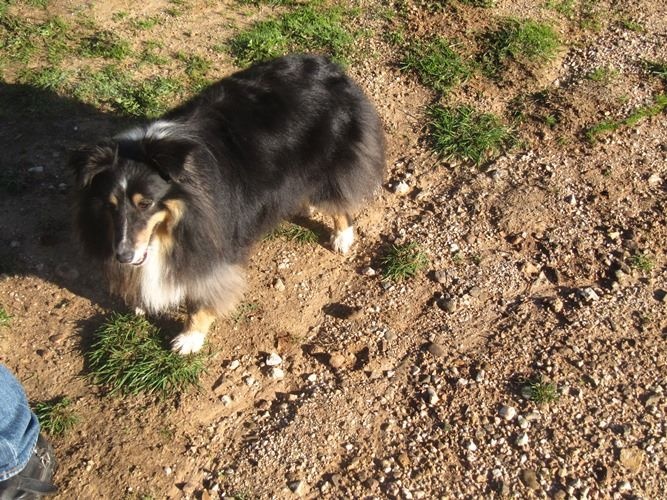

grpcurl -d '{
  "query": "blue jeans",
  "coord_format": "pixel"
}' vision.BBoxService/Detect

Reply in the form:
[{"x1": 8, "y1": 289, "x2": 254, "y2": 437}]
[{"x1": 0, "y1": 365, "x2": 40, "y2": 481}]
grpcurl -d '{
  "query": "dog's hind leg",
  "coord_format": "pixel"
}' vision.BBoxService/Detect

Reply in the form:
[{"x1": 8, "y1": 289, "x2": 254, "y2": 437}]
[
  {"x1": 330, "y1": 212, "x2": 354, "y2": 254},
  {"x1": 171, "y1": 308, "x2": 217, "y2": 355}
]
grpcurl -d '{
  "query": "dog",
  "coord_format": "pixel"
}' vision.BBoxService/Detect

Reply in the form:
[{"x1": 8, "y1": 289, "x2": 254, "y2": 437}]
[{"x1": 70, "y1": 54, "x2": 385, "y2": 355}]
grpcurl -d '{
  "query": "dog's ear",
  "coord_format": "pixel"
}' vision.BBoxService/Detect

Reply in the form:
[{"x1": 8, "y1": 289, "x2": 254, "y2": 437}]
[
  {"x1": 142, "y1": 138, "x2": 197, "y2": 181},
  {"x1": 69, "y1": 142, "x2": 116, "y2": 188}
]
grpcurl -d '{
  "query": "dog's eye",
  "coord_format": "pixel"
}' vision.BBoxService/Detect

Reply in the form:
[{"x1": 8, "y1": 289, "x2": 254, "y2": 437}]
[{"x1": 137, "y1": 199, "x2": 153, "y2": 210}]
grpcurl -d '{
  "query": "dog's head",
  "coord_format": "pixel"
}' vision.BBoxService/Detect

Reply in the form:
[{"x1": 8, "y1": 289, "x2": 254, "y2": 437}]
[{"x1": 70, "y1": 136, "x2": 195, "y2": 265}]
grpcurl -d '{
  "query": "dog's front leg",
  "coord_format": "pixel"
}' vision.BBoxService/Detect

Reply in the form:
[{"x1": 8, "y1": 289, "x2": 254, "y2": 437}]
[{"x1": 171, "y1": 308, "x2": 217, "y2": 355}]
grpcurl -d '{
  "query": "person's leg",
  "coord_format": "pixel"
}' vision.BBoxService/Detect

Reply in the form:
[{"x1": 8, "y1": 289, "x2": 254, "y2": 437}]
[
  {"x1": 0, "y1": 365, "x2": 39, "y2": 482},
  {"x1": 0, "y1": 365, "x2": 57, "y2": 498}
]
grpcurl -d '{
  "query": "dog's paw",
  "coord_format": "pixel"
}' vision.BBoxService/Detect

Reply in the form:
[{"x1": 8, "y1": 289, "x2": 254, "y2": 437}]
[
  {"x1": 331, "y1": 226, "x2": 354, "y2": 254},
  {"x1": 171, "y1": 331, "x2": 205, "y2": 355}
]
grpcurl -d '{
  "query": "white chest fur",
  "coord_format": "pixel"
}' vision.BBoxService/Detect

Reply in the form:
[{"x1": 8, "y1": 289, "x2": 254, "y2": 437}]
[{"x1": 139, "y1": 246, "x2": 185, "y2": 313}]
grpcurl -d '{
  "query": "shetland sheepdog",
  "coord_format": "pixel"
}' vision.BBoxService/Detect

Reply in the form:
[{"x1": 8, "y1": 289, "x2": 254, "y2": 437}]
[{"x1": 70, "y1": 54, "x2": 385, "y2": 354}]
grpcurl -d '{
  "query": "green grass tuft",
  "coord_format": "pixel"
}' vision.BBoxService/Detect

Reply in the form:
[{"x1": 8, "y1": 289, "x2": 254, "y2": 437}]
[
  {"x1": 645, "y1": 60, "x2": 667, "y2": 81},
  {"x1": 481, "y1": 18, "x2": 560, "y2": 76},
  {"x1": 628, "y1": 252, "x2": 654, "y2": 272},
  {"x1": 87, "y1": 314, "x2": 206, "y2": 396},
  {"x1": 586, "y1": 93, "x2": 667, "y2": 143},
  {"x1": 229, "y1": 5, "x2": 356, "y2": 67},
  {"x1": 459, "y1": 0, "x2": 495, "y2": 6},
  {"x1": 79, "y1": 30, "x2": 131, "y2": 60},
  {"x1": 521, "y1": 376, "x2": 559, "y2": 404},
  {"x1": 33, "y1": 397, "x2": 78, "y2": 436},
  {"x1": 400, "y1": 37, "x2": 472, "y2": 93},
  {"x1": 19, "y1": 66, "x2": 69, "y2": 91},
  {"x1": 267, "y1": 222, "x2": 318, "y2": 245},
  {"x1": 586, "y1": 66, "x2": 618, "y2": 84},
  {"x1": 0, "y1": 306, "x2": 10, "y2": 327},
  {"x1": 74, "y1": 66, "x2": 181, "y2": 117},
  {"x1": 380, "y1": 242, "x2": 429, "y2": 281},
  {"x1": 427, "y1": 105, "x2": 511, "y2": 165}
]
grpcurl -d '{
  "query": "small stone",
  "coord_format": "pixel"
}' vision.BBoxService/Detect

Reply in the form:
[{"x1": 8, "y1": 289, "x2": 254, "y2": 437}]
[
  {"x1": 228, "y1": 359, "x2": 240, "y2": 370},
  {"x1": 328, "y1": 352, "x2": 347, "y2": 369},
  {"x1": 619, "y1": 447, "x2": 644, "y2": 474},
  {"x1": 265, "y1": 352, "x2": 282, "y2": 366},
  {"x1": 163, "y1": 466, "x2": 173, "y2": 475},
  {"x1": 394, "y1": 181, "x2": 410, "y2": 195},
  {"x1": 424, "y1": 387, "x2": 439, "y2": 405},
  {"x1": 579, "y1": 287, "x2": 599, "y2": 302},
  {"x1": 363, "y1": 478, "x2": 379, "y2": 489},
  {"x1": 397, "y1": 452, "x2": 410, "y2": 468},
  {"x1": 617, "y1": 481, "x2": 632, "y2": 493},
  {"x1": 469, "y1": 286, "x2": 482, "y2": 298},
  {"x1": 466, "y1": 440, "x2": 478, "y2": 452},
  {"x1": 433, "y1": 270, "x2": 447, "y2": 284},
  {"x1": 244, "y1": 375, "x2": 256, "y2": 386},
  {"x1": 516, "y1": 433, "x2": 529, "y2": 447},
  {"x1": 608, "y1": 230, "x2": 621, "y2": 240},
  {"x1": 499, "y1": 405, "x2": 517, "y2": 421},
  {"x1": 449, "y1": 243, "x2": 460, "y2": 253},
  {"x1": 549, "y1": 297, "x2": 564, "y2": 313},
  {"x1": 270, "y1": 367, "x2": 285, "y2": 380},
  {"x1": 520, "y1": 469, "x2": 539, "y2": 490},
  {"x1": 361, "y1": 266, "x2": 376, "y2": 276},
  {"x1": 426, "y1": 342, "x2": 446, "y2": 358},
  {"x1": 49, "y1": 333, "x2": 66, "y2": 344},
  {"x1": 439, "y1": 299, "x2": 457, "y2": 313},
  {"x1": 523, "y1": 261, "x2": 539, "y2": 275},
  {"x1": 647, "y1": 173, "x2": 661, "y2": 185},
  {"x1": 273, "y1": 278, "x2": 286, "y2": 291},
  {"x1": 288, "y1": 480, "x2": 306, "y2": 496},
  {"x1": 28, "y1": 165, "x2": 44, "y2": 174},
  {"x1": 219, "y1": 395, "x2": 232, "y2": 406},
  {"x1": 565, "y1": 194, "x2": 576, "y2": 205},
  {"x1": 306, "y1": 373, "x2": 317, "y2": 382}
]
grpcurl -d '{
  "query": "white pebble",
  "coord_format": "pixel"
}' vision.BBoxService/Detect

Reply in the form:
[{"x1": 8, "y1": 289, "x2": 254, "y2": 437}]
[
  {"x1": 516, "y1": 433, "x2": 529, "y2": 446},
  {"x1": 499, "y1": 405, "x2": 517, "y2": 420},
  {"x1": 265, "y1": 352, "x2": 282, "y2": 366},
  {"x1": 270, "y1": 367, "x2": 285, "y2": 380}
]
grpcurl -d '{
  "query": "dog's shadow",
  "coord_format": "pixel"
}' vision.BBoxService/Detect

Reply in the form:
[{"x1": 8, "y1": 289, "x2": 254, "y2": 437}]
[{"x1": 0, "y1": 82, "x2": 146, "y2": 345}]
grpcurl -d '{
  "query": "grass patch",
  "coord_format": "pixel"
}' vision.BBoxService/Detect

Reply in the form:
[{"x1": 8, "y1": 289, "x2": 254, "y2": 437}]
[
  {"x1": 585, "y1": 93, "x2": 667, "y2": 143},
  {"x1": 0, "y1": 306, "x2": 10, "y2": 327},
  {"x1": 520, "y1": 376, "x2": 559, "y2": 404},
  {"x1": 19, "y1": 66, "x2": 69, "y2": 91},
  {"x1": 229, "y1": 4, "x2": 356, "y2": 67},
  {"x1": 74, "y1": 65, "x2": 181, "y2": 117},
  {"x1": 645, "y1": 60, "x2": 667, "y2": 82},
  {"x1": 459, "y1": 0, "x2": 495, "y2": 7},
  {"x1": 427, "y1": 104, "x2": 511, "y2": 165},
  {"x1": 132, "y1": 16, "x2": 161, "y2": 30},
  {"x1": 586, "y1": 66, "x2": 618, "y2": 84},
  {"x1": 33, "y1": 397, "x2": 78, "y2": 436},
  {"x1": 619, "y1": 18, "x2": 644, "y2": 32},
  {"x1": 400, "y1": 37, "x2": 471, "y2": 93},
  {"x1": 0, "y1": 14, "x2": 69, "y2": 63},
  {"x1": 177, "y1": 52, "x2": 210, "y2": 87},
  {"x1": 628, "y1": 252, "x2": 654, "y2": 272},
  {"x1": 139, "y1": 41, "x2": 168, "y2": 65},
  {"x1": 545, "y1": 0, "x2": 575, "y2": 18},
  {"x1": 87, "y1": 314, "x2": 206, "y2": 397},
  {"x1": 79, "y1": 30, "x2": 131, "y2": 60},
  {"x1": 268, "y1": 222, "x2": 318, "y2": 245},
  {"x1": 380, "y1": 242, "x2": 428, "y2": 281},
  {"x1": 481, "y1": 18, "x2": 560, "y2": 76}
]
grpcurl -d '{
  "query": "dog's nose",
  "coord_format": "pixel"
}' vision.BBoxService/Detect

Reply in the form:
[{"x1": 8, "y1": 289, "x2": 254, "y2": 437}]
[{"x1": 116, "y1": 248, "x2": 134, "y2": 263}]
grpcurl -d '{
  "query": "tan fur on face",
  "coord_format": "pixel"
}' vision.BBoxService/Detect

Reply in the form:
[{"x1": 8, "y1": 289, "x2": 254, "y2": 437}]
[
  {"x1": 131, "y1": 192, "x2": 145, "y2": 207},
  {"x1": 108, "y1": 194, "x2": 118, "y2": 207},
  {"x1": 134, "y1": 210, "x2": 168, "y2": 249},
  {"x1": 155, "y1": 199, "x2": 185, "y2": 252}
]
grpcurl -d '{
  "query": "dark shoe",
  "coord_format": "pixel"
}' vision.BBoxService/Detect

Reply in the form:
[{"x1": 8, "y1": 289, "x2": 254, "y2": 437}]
[{"x1": 0, "y1": 435, "x2": 58, "y2": 499}]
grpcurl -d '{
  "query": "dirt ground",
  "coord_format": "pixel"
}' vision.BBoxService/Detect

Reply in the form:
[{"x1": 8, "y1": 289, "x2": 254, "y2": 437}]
[{"x1": 0, "y1": 0, "x2": 666, "y2": 498}]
